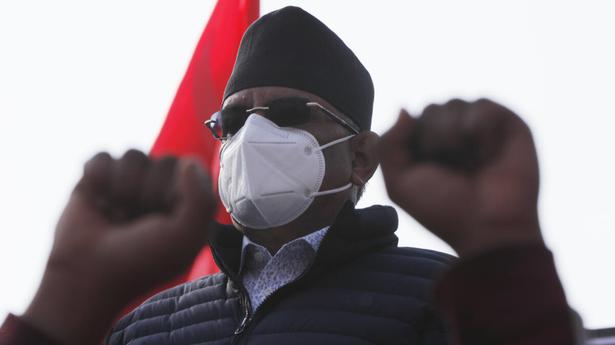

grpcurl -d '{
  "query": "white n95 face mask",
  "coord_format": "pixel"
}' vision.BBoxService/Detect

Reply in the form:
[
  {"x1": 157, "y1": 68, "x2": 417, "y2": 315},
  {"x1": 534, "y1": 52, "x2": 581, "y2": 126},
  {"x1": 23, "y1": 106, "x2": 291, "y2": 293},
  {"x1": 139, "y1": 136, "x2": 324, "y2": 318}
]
[{"x1": 218, "y1": 114, "x2": 355, "y2": 229}]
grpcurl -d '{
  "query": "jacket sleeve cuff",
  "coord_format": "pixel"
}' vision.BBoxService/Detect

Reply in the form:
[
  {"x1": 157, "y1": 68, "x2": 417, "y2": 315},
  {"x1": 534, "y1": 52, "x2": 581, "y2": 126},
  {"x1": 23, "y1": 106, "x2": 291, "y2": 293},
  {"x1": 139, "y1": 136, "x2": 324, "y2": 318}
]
[
  {"x1": 434, "y1": 244, "x2": 575, "y2": 345},
  {"x1": 0, "y1": 313, "x2": 64, "y2": 345}
]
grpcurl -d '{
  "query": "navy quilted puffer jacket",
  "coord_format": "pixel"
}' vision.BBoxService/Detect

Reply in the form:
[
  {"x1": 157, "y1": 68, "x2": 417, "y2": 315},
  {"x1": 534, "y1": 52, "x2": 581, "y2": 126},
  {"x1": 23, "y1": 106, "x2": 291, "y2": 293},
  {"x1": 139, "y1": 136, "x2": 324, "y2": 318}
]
[{"x1": 106, "y1": 203, "x2": 455, "y2": 345}]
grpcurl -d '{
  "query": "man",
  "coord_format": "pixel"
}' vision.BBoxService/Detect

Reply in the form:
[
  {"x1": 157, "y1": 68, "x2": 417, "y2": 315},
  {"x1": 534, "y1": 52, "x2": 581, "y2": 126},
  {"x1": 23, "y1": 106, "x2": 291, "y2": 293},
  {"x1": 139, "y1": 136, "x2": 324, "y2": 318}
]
[
  {"x1": 106, "y1": 6, "x2": 455, "y2": 345},
  {"x1": 0, "y1": 5, "x2": 575, "y2": 345},
  {"x1": 0, "y1": 95, "x2": 574, "y2": 345}
]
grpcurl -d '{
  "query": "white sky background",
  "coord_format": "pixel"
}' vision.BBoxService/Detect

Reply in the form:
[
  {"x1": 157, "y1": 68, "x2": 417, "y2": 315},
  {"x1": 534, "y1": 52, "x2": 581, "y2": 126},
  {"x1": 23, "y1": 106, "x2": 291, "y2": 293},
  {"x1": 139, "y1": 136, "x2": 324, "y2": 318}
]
[{"x1": 0, "y1": 0, "x2": 613, "y2": 329}]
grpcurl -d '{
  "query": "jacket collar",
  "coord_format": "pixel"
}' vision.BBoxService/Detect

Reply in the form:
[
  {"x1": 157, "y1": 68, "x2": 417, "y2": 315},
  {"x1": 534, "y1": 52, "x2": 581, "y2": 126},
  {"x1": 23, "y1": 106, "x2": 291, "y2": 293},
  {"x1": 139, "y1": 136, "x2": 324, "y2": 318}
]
[{"x1": 209, "y1": 202, "x2": 399, "y2": 281}]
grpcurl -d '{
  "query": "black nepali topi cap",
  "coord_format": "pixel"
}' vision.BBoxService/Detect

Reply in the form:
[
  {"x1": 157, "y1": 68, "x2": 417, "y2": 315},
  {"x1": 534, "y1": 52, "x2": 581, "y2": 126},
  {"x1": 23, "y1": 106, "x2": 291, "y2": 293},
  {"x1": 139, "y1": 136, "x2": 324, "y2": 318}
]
[{"x1": 223, "y1": 6, "x2": 374, "y2": 131}]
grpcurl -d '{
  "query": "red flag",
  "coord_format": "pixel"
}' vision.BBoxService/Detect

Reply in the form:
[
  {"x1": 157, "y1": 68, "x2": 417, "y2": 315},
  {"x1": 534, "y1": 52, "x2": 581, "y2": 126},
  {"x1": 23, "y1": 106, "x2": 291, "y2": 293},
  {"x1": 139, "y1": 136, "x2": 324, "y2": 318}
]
[
  {"x1": 122, "y1": 0, "x2": 259, "y2": 314},
  {"x1": 151, "y1": 0, "x2": 259, "y2": 280}
]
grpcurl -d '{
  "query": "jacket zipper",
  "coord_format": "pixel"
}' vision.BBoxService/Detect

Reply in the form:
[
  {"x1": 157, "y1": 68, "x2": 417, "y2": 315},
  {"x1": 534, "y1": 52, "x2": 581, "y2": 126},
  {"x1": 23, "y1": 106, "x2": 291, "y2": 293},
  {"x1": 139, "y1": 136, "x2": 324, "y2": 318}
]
[
  {"x1": 215, "y1": 227, "x2": 334, "y2": 345},
  {"x1": 233, "y1": 291, "x2": 252, "y2": 335},
  {"x1": 209, "y1": 245, "x2": 253, "y2": 344},
  {"x1": 228, "y1": 257, "x2": 320, "y2": 344}
]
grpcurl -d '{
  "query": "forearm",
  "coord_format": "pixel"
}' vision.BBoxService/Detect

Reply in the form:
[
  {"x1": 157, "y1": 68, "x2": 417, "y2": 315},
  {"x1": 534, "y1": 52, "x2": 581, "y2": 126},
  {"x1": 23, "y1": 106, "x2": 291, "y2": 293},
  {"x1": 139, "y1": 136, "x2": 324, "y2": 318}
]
[
  {"x1": 19, "y1": 264, "x2": 122, "y2": 345},
  {"x1": 0, "y1": 314, "x2": 63, "y2": 345},
  {"x1": 435, "y1": 244, "x2": 575, "y2": 345}
]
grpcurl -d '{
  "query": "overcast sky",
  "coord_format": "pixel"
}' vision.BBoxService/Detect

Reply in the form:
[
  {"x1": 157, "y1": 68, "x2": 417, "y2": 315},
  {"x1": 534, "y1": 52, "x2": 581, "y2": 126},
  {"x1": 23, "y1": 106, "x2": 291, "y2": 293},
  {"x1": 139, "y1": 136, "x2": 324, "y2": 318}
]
[{"x1": 1, "y1": 0, "x2": 613, "y2": 329}]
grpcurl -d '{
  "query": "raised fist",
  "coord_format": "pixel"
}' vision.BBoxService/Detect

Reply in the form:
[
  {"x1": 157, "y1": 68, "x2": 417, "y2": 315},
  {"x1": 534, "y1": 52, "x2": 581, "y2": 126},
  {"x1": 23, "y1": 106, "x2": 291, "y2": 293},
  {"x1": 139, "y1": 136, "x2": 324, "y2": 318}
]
[
  {"x1": 380, "y1": 99, "x2": 543, "y2": 256},
  {"x1": 24, "y1": 150, "x2": 216, "y2": 345}
]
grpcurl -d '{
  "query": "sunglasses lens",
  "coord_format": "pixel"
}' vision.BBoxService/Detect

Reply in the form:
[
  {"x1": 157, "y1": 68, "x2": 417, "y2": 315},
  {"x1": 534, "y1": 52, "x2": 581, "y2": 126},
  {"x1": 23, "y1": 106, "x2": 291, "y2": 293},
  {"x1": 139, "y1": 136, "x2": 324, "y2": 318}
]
[
  {"x1": 209, "y1": 98, "x2": 313, "y2": 139},
  {"x1": 205, "y1": 112, "x2": 224, "y2": 139},
  {"x1": 266, "y1": 98, "x2": 310, "y2": 127},
  {"x1": 220, "y1": 108, "x2": 250, "y2": 137}
]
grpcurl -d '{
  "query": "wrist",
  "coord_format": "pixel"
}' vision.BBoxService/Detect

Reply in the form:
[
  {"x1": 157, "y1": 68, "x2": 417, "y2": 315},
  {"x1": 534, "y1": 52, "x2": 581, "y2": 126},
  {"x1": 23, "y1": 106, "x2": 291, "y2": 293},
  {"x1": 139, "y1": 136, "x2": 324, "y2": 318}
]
[
  {"x1": 23, "y1": 262, "x2": 123, "y2": 345},
  {"x1": 452, "y1": 222, "x2": 544, "y2": 257}
]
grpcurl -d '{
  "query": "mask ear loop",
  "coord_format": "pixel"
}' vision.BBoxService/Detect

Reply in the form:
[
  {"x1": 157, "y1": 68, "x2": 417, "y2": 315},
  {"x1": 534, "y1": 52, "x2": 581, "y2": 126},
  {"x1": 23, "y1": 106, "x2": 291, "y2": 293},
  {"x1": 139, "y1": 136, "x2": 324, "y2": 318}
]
[
  {"x1": 310, "y1": 134, "x2": 356, "y2": 197},
  {"x1": 315, "y1": 134, "x2": 355, "y2": 152},
  {"x1": 310, "y1": 183, "x2": 353, "y2": 197}
]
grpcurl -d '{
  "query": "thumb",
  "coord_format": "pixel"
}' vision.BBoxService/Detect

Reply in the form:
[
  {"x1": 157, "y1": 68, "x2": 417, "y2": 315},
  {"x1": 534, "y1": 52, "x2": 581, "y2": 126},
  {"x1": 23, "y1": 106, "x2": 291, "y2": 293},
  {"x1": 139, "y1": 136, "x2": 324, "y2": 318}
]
[
  {"x1": 172, "y1": 158, "x2": 216, "y2": 238},
  {"x1": 379, "y1": 109, "x2": 417, "y2": 175}
]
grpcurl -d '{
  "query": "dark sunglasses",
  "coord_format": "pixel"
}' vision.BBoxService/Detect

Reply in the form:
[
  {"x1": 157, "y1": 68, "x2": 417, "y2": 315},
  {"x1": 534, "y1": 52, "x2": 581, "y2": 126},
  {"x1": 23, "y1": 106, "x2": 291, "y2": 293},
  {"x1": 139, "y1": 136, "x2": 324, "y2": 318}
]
[{"x1": 204, "y1": 97, "x2": 360, "y2": 140}]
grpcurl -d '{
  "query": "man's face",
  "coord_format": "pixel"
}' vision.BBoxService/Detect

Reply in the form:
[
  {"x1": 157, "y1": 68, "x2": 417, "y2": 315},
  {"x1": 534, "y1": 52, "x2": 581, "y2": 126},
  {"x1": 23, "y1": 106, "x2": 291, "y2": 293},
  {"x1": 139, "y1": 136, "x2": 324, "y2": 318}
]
[{"x1": 221, "y1": 86, "x2": 356, "y2": 232}]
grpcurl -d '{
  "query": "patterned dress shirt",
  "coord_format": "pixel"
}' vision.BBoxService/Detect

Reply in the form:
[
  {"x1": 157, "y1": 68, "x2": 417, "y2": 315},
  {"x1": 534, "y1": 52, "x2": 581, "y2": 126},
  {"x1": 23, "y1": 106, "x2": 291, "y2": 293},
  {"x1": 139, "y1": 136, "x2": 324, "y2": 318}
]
[{"x1": 239, "y1": 227, "x2": 329, "y2": 312}]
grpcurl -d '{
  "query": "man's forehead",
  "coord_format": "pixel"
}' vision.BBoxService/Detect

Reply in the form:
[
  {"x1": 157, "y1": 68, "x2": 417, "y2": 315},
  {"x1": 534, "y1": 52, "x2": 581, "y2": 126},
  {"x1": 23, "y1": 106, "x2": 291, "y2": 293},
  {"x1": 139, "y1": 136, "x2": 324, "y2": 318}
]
[{"x1": 223, "y1": 87, "x2": 321, "y2": 107}]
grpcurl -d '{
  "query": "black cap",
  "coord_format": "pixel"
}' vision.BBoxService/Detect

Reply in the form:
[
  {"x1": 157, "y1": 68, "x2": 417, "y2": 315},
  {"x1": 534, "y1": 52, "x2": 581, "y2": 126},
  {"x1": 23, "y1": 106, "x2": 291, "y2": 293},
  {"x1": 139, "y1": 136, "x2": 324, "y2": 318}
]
[{"x1": 223, "y1": 6, "x2": 374, "y2": 131}]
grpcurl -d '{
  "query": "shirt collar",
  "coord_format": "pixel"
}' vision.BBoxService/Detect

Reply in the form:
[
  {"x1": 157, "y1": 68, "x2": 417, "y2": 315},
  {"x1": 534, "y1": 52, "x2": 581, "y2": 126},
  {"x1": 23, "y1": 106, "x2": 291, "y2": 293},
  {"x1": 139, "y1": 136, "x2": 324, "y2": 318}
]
[
  {"x1": 239, "y1": 226, "x2": 330, "y2": 271},
  {"x1": 242, "y1": 226, "x2": 329, "y2": 252}
]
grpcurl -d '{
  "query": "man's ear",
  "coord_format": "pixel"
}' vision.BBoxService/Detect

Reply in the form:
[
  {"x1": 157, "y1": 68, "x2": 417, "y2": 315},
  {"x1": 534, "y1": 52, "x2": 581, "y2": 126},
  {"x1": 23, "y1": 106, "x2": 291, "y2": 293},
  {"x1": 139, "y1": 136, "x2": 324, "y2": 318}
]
[{"x1": 350, "y1": 131, "x2": 380, "y2": 187}]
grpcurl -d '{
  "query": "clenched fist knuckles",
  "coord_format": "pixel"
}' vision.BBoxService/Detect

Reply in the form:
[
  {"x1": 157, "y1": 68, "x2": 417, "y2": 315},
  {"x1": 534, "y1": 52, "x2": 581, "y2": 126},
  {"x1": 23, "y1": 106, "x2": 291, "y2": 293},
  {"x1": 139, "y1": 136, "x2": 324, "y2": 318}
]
[
  {"x1": 52, "y1": 150, "x2": 216, "y2": 303},
  {"x1": 24, "y1": 151, "x2": 216, "y2": 345},
  {"x1": 380, "y1": 99, "x2": 543, "y2": 256}
]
